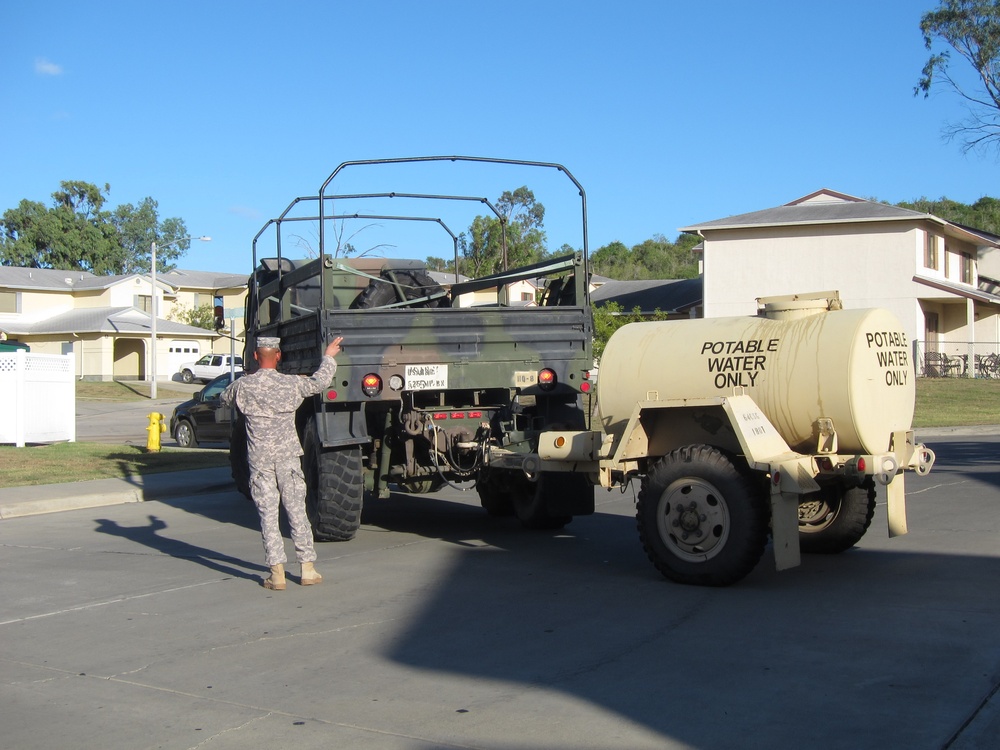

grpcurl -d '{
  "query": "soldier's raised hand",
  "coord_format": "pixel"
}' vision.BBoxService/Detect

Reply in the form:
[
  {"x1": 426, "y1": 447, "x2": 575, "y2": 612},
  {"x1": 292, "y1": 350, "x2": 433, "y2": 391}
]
[{"x1": 325, "y1": 336, "x2": 344, "y2": 358}]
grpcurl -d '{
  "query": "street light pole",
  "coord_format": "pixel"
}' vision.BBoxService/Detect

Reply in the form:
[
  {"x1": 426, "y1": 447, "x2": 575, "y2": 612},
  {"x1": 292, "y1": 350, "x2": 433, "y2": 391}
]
[{"x1": 149, "y1": 235, "x2": 211, "y2": 399}]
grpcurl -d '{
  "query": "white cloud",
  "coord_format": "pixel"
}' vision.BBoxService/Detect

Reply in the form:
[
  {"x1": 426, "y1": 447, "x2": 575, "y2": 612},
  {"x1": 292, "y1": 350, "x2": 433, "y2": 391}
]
[{"x1": 35, "y1": 58, "x2": 63, "y2": 76}]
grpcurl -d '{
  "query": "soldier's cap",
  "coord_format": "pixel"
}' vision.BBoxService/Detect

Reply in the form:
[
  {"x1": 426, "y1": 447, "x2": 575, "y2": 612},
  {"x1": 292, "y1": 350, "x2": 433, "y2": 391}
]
[{"x1": 256, "y1": 337, "x2": 281, "y2": 350}]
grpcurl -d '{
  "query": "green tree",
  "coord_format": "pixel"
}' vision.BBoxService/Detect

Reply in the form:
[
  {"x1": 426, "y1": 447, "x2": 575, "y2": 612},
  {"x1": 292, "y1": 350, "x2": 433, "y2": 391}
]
[
  {"x1": 590, "y1": 233, "x2": 700, "y2": 280},
  {"x1": 895, "y1": 194, "x2": 1000, "y2": 234},
  {"x1": 0, "y1": 181, "x2": 189, "y2": 274},
  {"x1": 459, "y1": 186, "x2": 548, "y2": 276},
  {"x1": 917, "y1": 0, "x2": 1000, "y2": 153},
  {"x1": 168, "y1": 303, "x2": 216, "y2": 331},
  {"x1": 591, "y1": 302, "x2": 671, "y2": 361}
]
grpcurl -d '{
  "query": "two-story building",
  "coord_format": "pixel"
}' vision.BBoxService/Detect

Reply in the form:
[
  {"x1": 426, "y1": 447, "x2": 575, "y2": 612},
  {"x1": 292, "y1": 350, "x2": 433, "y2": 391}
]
[
  {"x1": 0, "y1": 267, "x2": 247, "y2": 381},
  {"x1": 681, "y1": 189, "x2": 1000, "y2": 375}
]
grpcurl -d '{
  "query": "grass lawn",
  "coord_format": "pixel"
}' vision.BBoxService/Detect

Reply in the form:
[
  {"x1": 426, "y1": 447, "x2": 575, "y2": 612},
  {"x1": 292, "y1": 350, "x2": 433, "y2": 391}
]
[
  {"x1": 0, "y1": 443, "x2": 230, "y2": 488},
  {"x1": 75, "y1": 380, "x2": 195, "y2": 401},
  {"x1": 0, "y1": 377, "x2": 993, "y2": 490},
  {"x1": 913, "y1": 376, "x2": 1000, "y2": 428}
]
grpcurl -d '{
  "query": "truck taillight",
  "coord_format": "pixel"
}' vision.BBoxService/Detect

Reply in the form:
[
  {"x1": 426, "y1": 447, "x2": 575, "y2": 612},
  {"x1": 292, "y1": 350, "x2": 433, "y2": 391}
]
[
  {"x1": 362, "y1": 373, "x2": 382, "y2": 397},
  {"x1": 326, "y1": 389, "x2": 338, "y2": 400},
  {"x1": 538, "y1": 368, "x2": 557, "y2": 391}
]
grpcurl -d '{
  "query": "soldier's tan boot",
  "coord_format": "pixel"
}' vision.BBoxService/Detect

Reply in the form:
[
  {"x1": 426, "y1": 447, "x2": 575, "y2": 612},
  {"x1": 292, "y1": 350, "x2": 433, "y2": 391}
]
[
  {"x1": 263, "y1": 564, "x2": 286, "y2": 590},
  {"x1": 300, "y1": 561, "x2": 323, "y2": 586}
]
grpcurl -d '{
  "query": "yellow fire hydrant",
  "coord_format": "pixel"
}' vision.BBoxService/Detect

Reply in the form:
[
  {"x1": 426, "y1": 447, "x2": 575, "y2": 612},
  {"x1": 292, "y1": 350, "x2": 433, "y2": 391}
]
[{"x1": 146, "y1": 412, "x2": 166, "y2": 452}]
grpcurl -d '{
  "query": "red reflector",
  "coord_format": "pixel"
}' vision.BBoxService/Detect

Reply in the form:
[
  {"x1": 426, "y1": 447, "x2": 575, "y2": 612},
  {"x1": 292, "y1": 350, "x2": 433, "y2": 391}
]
[
  {"x1": 433, "y1": 413, "x2": 448, "y2": 420},
  {"x1": 450, "y1": 412, "x2": 465, "y2": 419},
  {"x1": 326, "y1": 389, "x2": 337, "y2": 400},
  {"x1": 580, "y1": 382, "x2": 591, "y2": 393},
  {"x1": 857, "y1": 457, "x2": 866, "y2": 473},
  {"x1": 468, "y1": 411, "x2": 482, "y2": 419}
]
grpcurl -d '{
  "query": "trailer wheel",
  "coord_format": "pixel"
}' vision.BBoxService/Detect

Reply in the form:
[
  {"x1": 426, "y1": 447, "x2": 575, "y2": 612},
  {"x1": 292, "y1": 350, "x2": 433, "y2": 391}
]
[
  {"x1": 351, "y1": 269, "x2": 449, "y2": 309},
  {"x1": 302, "y1": 418, "x2": 364, "y2": 541},
  {"x1": 637, "y1": 445, "x2": 768, "y2": 586},
  {"x1": 229, "y1": 413, "x2": 252, "y2": 500},
  {"x1": 477, "y1": 472, "x2": 516, "y2": 517},
  {"x1": 513, "y1": 473, "x2": 573, "y2": 530},
  {"x1": 798, "y1": 485, "x2": 876, "y2": 554},
  {"x1": 397, "y1": 477, "x2": 444, "y2": 494}
]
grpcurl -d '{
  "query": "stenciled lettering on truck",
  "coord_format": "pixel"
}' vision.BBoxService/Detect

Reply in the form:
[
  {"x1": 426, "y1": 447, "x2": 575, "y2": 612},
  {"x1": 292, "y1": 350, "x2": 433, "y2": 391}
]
[
  {"x1": 700, "y1": 338, "x2": 780, "y2": 389},
  {"x1": 865, "y1": 330, "x2": 910, "y2": 386}
]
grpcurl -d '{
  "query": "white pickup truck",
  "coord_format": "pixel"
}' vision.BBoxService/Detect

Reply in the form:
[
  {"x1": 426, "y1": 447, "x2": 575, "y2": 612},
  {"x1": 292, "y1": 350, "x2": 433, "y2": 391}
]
[{"x1": 177, "y1": 354, "x2": 243, "y2": 384}]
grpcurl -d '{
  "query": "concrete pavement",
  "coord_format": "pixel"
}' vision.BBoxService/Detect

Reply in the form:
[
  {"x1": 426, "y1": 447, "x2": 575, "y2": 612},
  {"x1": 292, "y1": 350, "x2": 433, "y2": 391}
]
[
  {"x1": 3, "y1": 424, "x2": 995, "y2": 521},
  {"x1": 2, "y1": 433, "x2": 999, "y2": 749},
  {"x1": 0, "y1": 467, "x2": 235, "y2": 520}
]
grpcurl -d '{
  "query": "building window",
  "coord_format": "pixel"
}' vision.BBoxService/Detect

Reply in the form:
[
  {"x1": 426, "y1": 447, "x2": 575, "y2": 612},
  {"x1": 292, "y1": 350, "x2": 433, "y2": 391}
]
[
  {"x1": 924, "y1": 232, "x2": 939, "y2": 270},
  {"x1": 0, "y1": 290, "x2": 17, "y2": 313},
  {"x1": 961, "y1": 252, "x2": 973, "y2": 284},
  {"x1": 136, "y1": 294, "x2": 152, "y2": 313}
]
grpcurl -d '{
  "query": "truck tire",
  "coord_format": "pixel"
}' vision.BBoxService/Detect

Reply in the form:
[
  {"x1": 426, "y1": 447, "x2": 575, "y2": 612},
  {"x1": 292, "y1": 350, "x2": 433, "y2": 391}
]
[
  {"x1": 229, "y1": 414, "x2": 251, "y2": 500},
  {"x1": 302, "y1": 418, "x2": 364, "y2": 541},
  {"x1": 351, "y1": 269, "x2": 449, "y2": 309},
  {"x1": 798, "y1": 485, "x2": 876, "y2": 554},
  {"x1": 637, "y1": 445, "x2": 769, "y2": 586},
  {"x1": 181, "y1": 369, "x2": 195, "y2": 384}
]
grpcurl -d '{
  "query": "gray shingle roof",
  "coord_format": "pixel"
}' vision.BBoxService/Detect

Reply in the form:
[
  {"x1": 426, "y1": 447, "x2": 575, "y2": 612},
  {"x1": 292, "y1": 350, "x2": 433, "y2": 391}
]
[
  {"x1": 591, "y1": 277, "x2": 702, "y2": 314},
  {"x1": 0, "y1": 307, "x2": 214, "y2": 336},
  {"x1": 160, "y1": 268, "x2": 249, "y2": 290},
  {"x1": 0, "y1": 266, "x2": 248, "y2": 292},
  {"x1": 680, "y1": 190, "x2": 928, "y2": 232}
]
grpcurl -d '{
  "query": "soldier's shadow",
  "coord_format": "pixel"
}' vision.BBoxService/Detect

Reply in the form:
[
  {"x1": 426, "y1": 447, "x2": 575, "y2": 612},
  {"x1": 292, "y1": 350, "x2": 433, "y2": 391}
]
[{"x1": 94, "y1": 514, "x2": 267, "y2": 581}]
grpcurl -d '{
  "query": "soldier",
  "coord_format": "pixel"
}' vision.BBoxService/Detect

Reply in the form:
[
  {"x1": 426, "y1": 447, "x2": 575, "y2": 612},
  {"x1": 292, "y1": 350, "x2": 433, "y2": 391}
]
[{"x1": 222, "y1": 335, "x2": 343, "y2": 590}]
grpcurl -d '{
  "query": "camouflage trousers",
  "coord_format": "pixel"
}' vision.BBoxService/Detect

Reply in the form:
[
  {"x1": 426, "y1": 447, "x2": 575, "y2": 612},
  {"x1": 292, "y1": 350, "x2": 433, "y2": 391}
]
[{"x1": 249, "y1": 459, "x2": 317, "y2": 566}]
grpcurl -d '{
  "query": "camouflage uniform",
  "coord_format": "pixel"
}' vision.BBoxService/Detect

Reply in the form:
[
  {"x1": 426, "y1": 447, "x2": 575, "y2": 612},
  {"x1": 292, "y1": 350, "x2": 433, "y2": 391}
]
[{"x1": 222, "y1": 355, "x2": 337, "y2": 567}]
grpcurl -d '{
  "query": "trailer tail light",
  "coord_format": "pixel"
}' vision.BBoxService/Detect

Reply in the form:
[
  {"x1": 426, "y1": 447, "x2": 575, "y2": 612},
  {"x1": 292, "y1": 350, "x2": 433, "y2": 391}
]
[
  {"x1": 538, "y1": 368, "x2": 557, "y2": 391},
  {"x1": 361, "y1": 373, "x2": 383, "y2": 397},
  {"x1": 326, "y1": 389, "x2": 338, "y2": 400},
  {"x1": 468, "y1": 411, "x2": 483, "y2": 419},
  {"x1": 433, "y1": 413, "x2": 448, "y2": 420},
  {"x1": 450, "y1": 412, "x2": 465, "y2": 419}
]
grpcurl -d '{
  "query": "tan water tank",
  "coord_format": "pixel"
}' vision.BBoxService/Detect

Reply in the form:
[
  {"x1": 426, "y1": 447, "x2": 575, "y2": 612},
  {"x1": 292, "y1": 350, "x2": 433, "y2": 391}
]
[{"x1": 597, "y1": 304, "x2": 914, "y2": 455}]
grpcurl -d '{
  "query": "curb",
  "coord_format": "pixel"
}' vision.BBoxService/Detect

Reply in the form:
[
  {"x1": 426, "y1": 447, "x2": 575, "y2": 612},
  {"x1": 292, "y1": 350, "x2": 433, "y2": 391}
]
[{"x1": 0, "y1": 467, "x2": 235, "y2": 520}]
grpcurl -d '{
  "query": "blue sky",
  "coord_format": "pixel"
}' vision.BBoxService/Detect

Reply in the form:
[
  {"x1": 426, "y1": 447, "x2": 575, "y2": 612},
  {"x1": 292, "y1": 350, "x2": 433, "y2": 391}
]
[{"x1": 1, "y1": 1, "x2": 995, "y2": 273}]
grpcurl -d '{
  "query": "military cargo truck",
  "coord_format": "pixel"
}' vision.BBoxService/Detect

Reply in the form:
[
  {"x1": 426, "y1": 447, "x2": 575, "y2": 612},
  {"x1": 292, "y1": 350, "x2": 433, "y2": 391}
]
[
  {"x1": 492, "y1": 291, "x2": 936, "y2": 586},
  {"x1": 231, "y1": 157, "x2": 595, "y2": 541}
]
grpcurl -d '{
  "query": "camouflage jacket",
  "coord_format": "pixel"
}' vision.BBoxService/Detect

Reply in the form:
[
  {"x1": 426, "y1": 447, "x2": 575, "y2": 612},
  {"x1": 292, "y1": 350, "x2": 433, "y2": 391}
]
[{"x1": 221, "y1": 356, "x2": 337, "y2": 464}]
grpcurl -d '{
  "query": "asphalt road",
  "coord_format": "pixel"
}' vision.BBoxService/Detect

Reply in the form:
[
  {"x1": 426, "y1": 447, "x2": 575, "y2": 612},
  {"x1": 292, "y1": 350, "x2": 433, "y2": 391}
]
[
  {"x1": 1, "y1": 433, "x2": 998, "y2": 750},
  {"x1": 76, "y1": 381, "x2": 206, "y2": 446}
]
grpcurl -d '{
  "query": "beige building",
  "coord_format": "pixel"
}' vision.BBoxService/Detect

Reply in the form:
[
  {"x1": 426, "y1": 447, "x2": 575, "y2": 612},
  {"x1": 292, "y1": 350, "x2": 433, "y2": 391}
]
[
  {"x1": 0, "y1": 267, "x2": 247, "y2": 381},
  {"x1": 681, "y1": 189, "x2": 1000, "y2": 376}
]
